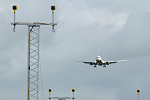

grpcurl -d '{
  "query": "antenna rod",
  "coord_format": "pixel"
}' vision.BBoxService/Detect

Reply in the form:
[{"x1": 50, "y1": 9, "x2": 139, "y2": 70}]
[
  {"x1": 12, "y1": 5, "x2": 17, "y2": 32},
  {"x1": 137, "y1": 89, "x2": 140, "y2": 100},
  {"x1": 72, "y1": 89, "x2": 75, "y2": 100},
  {"x1": 13, "y1": 12, "x2": 16, "y2": 32},
  {"x1": 52, "y1": 12, "x2": 54, "y2": 32},
  {"x1": 51, "y1": 5, "x2": 56, "y2": 32}
]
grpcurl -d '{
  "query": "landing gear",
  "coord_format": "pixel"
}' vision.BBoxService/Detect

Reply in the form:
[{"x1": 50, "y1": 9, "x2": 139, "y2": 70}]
[
  {"x1": 103, "y1": 65, "x2": 106, "y2": 67},
  {"x1": 94, "y1": 65, "x2": 96, "y2": 68}
]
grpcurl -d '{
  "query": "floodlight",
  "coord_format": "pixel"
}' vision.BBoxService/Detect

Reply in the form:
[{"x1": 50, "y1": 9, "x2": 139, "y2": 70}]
[
  {"x1": 137, "y1": 89, "x2": 140, "y2": 94},
  {"x1": 51, "y1": 5, "x2": 56, "y2": 10},
  {"x1": 12, "y1": 5, "x2": 17, "y2": 13},
  {"x1": 49, "y1": 89, "x2": 52, "y2": 93},
  {"x1": 72, "y1": 89, "x2": 75, "y2": 93},
  {"x1": 51, "y1": 5, "x2": 56, "y2": 13}
]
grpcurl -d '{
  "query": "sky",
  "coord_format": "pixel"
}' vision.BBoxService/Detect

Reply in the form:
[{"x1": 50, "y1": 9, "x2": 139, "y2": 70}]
[{"x1": 0, "y1": 0, "x2": 150, "y2": 100}]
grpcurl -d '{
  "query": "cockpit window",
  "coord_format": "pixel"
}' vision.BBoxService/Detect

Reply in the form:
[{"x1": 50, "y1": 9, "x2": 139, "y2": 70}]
[{"x1": 96, "y1": 56, "x2": 102, "y2": 60}]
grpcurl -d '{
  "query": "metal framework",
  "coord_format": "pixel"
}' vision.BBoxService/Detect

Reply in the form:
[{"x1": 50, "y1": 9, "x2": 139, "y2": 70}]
[
  {"x1": 11, "y1": 22, "x2": 56, "y2": 100},
  {"x1": 28, "y1": 25, "x2": 40, "y2": 100},
  {"x1": 11, "y1": 5, "x2": 57, "y2": 100}
]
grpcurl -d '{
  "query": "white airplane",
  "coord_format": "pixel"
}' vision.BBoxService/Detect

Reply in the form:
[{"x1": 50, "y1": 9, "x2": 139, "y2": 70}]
[{"x1": 76, "y1": 56, "x2": 127, "y2": 67}]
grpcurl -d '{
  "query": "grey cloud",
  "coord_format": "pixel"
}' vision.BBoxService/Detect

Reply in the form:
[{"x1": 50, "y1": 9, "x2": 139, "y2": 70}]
[{"x1": 0, "y1": 0, "x2": 150, "y2": 100}]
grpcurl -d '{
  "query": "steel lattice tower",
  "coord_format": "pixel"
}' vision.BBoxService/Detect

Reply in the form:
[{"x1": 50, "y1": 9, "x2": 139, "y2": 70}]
[
  {"x1": 11, "y1": 5, "x2": 57, "y2": 100},
  {"x1": 28, "y1": 25, "x2": 40, "y2": 100}
]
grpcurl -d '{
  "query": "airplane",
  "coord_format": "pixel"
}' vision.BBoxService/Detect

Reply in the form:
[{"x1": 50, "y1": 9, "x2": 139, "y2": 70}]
[{"x1": 75, "y1": 56, "x2": 127, "y2": 67}]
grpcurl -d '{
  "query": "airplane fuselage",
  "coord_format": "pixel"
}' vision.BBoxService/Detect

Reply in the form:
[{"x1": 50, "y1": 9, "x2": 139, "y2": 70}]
[
  {"x1": 94, "y1": 56, "x2": 109, "y2": 67},
  {"x1": 95, "y1": 56, "x2": 104, "y2": 65},
  {"x1": 96, "y1": 60, "x2": 103, "y2": 65}
]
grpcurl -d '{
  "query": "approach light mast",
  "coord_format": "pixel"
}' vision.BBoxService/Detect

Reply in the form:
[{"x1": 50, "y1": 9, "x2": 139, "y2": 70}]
[
  {"x1": 137, "y1": 89, "x2": 140, "y2": 100},
  {"x1": 48, "y1": 89, "x2": 76, "y2": 100},
  {"x1": 11, "y1": 5, "x2": 57, "y2": 100}
]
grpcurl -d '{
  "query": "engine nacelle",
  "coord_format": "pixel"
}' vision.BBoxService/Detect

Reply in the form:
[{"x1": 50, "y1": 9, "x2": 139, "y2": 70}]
[
  {"x1": 106, "y1": 62, "x2": 109, "y2": 65},
  {"x1": 90, "y1": 62, "x2": 93, "y2": 65}
]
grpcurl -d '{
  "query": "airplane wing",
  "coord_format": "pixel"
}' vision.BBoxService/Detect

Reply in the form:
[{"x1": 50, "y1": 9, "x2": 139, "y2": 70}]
[
  {"x1": 107, "y1": 60, "x2": 127, "y2": 64},
  {"x1": 117, "y1": 60, "x2": 127, "y2": 62},
  {"x1": 83, "y1": 62, "x2": 96, "y2": 65},
  {"x1": 75, "y1": 61, "x2": 96, "y2": 65}
]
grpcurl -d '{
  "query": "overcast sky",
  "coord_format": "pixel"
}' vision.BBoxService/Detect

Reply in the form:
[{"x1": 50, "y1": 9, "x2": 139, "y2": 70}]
[{"x1": 0, "y1": 0, "x2": 150, "y2": 100}]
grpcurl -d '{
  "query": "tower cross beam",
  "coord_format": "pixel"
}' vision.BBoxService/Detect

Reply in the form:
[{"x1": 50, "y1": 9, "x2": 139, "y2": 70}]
[{"x1": 11, "y1": 22, "x2": 57, "y2": 27}]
